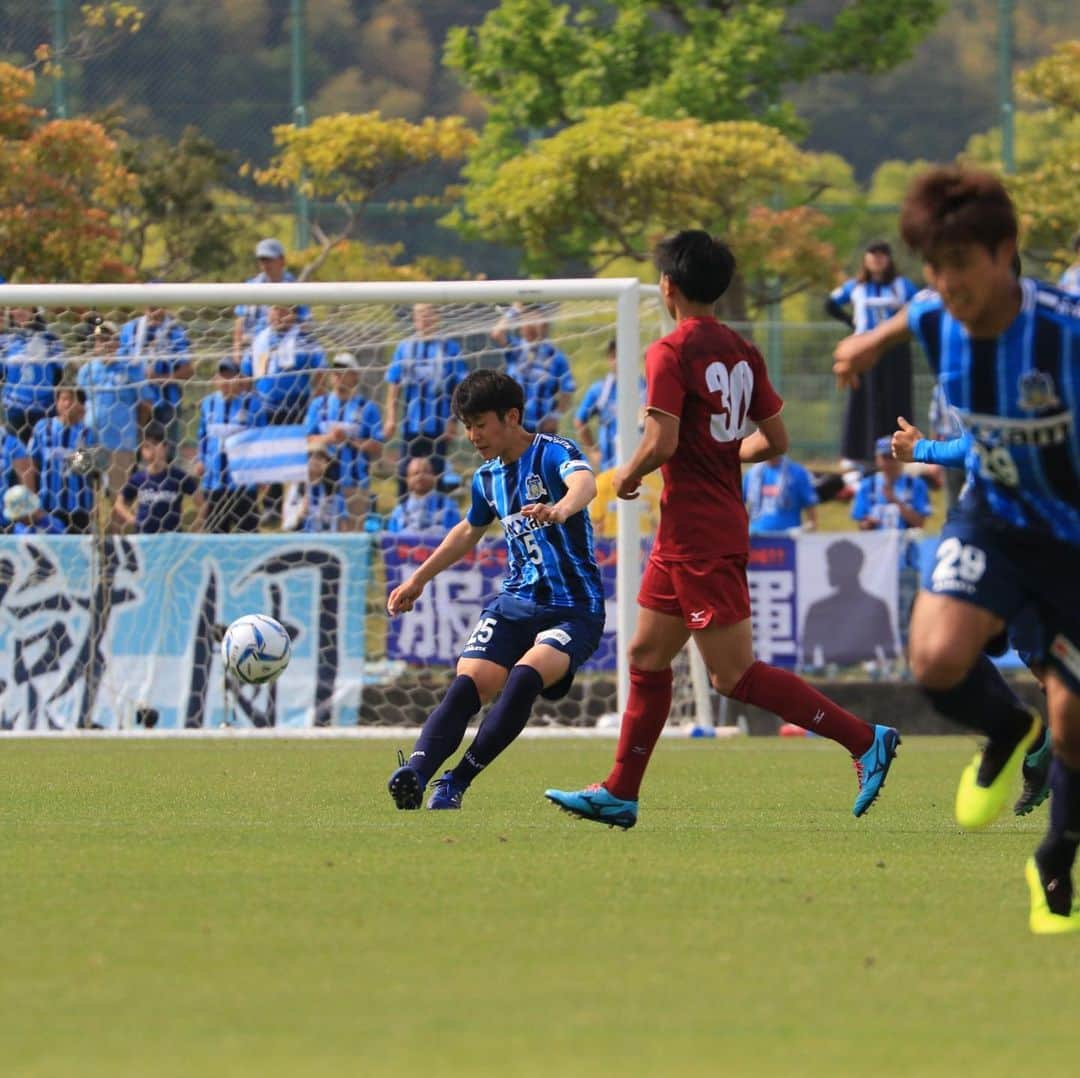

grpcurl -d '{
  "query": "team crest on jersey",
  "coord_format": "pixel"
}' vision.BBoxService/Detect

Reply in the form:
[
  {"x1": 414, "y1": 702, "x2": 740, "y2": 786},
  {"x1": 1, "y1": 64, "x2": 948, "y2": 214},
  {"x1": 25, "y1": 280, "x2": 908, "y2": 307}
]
[
  {"x1": 1017, "y1": 370, "x2": 1061, "y2": 413},
  {"x1": 525, "y1": 473, "x2": 547, "y2": 501}
]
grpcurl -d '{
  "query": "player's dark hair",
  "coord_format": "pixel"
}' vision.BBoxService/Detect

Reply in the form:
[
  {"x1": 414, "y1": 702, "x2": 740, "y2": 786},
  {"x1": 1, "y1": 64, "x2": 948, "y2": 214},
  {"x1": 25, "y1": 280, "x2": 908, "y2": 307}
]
[
  {"x1": 452, "y1": 369, "x2": 524, "y2": 424},
  {"x1": 900, "y1": 166, "x2": 1017, "y2": 257},
  {"x1": 653, "y1": 230, "x2": 736, "y2": 304}
]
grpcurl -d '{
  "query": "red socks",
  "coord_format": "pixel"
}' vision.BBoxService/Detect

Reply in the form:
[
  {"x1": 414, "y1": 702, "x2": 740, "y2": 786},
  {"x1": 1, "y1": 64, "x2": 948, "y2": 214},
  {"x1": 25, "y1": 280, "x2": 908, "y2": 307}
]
[
  {"x1": 604, "y1": 665, "x2": 674, "y2": 800},
  {"x1": 730, "y1": 661, "x2": 873, "y2": 756}
]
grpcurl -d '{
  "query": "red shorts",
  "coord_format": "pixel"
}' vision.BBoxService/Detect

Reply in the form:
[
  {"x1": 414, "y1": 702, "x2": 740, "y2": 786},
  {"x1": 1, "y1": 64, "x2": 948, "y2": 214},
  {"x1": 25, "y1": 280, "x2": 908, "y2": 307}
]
[{"x1": 638, "y1": 552, "x2": 751, "y2": 630}]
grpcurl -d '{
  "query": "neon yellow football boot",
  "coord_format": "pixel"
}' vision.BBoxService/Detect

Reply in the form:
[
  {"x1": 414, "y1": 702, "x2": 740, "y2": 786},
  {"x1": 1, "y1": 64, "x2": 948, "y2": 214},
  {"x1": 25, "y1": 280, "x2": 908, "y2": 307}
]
[
  {"x1": 1026, "y1": 858, "x2": 1080, "y2": 936},
  {"x1": 955, "y1": 710, "x2": 1041, "y2": 831}
]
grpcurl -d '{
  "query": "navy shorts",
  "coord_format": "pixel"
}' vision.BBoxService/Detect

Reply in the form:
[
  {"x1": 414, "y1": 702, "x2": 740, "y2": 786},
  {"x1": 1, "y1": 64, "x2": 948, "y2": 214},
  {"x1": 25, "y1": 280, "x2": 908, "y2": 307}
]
[
  {"x1": 925, "y1": 512, "x2": 1080, "y2": 693},
  {"x1": 459, "y1": 593, "x2": 605, "y2": 699}
]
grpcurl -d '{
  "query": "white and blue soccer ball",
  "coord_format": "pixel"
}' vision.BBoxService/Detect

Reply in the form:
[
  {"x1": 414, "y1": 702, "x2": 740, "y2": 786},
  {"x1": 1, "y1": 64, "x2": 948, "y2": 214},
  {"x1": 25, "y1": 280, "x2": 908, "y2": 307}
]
[{"x1": 222, "y1": 614, "x2": 292, "y2": 685}]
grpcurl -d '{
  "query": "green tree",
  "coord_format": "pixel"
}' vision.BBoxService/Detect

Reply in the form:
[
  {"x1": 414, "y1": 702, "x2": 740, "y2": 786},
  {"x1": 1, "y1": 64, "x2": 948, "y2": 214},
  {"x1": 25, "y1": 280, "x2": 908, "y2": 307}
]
[
  {"x1": 253, "y1": 111, "x2": 476, "y2": 278},
  {"x1": 452, "y1": 102, "x2": 843, "y2": 314}
]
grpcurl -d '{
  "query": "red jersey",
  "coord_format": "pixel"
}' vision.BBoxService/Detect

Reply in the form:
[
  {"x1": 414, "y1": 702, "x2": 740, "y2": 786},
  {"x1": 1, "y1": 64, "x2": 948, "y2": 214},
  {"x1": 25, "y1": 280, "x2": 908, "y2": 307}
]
[{"x1": 646, "y1": 316, "x2": 783, "y2": 559}]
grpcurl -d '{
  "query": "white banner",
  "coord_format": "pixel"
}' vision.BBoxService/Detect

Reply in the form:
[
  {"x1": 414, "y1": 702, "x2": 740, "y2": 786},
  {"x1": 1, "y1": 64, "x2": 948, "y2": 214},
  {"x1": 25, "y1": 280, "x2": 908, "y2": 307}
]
[{"x1": 0, "y1": 533, "x2": 371, "y2": 731}]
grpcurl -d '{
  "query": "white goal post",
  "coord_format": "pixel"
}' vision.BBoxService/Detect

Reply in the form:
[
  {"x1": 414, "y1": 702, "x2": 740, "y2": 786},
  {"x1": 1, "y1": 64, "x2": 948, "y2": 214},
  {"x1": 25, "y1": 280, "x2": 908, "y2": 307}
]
[{"x1": 0, "y1": 277, "x2": 733, "y2": 732}]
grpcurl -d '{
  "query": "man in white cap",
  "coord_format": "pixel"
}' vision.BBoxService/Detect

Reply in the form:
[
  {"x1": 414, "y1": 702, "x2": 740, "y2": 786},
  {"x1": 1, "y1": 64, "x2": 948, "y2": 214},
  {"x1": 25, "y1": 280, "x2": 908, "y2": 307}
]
[
  {"x1": 3, "y1": 485, "x2": 64, "y2": 535},
  {"x1": 232, "y1": 238, "x2": 309, "y2": 364}
]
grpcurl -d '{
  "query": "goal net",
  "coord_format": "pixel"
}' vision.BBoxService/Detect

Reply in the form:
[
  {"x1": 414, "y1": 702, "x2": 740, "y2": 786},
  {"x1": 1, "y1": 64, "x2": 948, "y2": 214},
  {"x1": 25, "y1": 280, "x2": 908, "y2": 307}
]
[{"x1": 0, "y1": 279, "x2": 719, "y2": 734}]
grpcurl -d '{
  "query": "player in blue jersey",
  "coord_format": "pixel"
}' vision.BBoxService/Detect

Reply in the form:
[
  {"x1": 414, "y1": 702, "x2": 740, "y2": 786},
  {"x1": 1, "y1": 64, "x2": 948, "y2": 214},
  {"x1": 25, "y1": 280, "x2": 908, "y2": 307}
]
[
  {"x1": 386, "y1": 370, "x2": 604, "y2": 811},
  {"x1": 834, "y1": 166, "x2": 1080, "y2": 933}
]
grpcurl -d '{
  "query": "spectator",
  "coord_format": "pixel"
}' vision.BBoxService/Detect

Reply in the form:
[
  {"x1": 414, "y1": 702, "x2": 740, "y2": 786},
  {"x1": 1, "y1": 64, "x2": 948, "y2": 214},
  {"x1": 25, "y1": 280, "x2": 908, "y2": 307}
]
[
  {"x1": 743, "y1": 454, "x2": 819, "y2": 534},
  {"x1": 117, "y1": 304, "x2": 193, "y2": 453},
  {"x1": 28, "y1": 387, "x2": 97, "y2": 534},
  {"x1": 0, "y1": 422, "x2": 34, "y2": 514},
  {"x1": 589, "y1": 468, "x2": 662, "y2": 541},
  {"x1": 115, "y1": 422, "x2": 199, "y2": 534},
  {"x1": 499, "y1": 303, "x2": 575, "y2": 435},
  {"x1": 3, "y1": 485, "x2": 65, "y2": 535},
  {"x1": 387, "y1": 455, "x2": 462, "y2": 534},
  {"x1": 574, "y1": 338, "x2": 647, "y2": 472},
  {"x1": 305, "y1": 351, "x2": 383, "y2": 526},
  {"x1": 1059, "y1": 230, "x2": 1080, "y2": 295},
  {"x1": 384, "y1": 302, "x2": 467, "y2": 495},
  {"x1": 826, "y1": 242, "x2": 918, "y2": 466},
  {"x1": 1, "y1": 307, "x2": 64, "y2": 443},
  {"x1": 77, "y1": 320, "x2": 150, "y2": 495},
  {"x1": 243, "y1": 304, "x2": 325, "y2": 425},
  {"x1": 299, "y1": 448, "x2": 349, "y2": 533},
  {"x1": 851, "y1": 436, "x2": 931, "y2": 531},
  {"x1": 232, "y1": 238, "x2": 309, "y2": 363},
  {"x1": 195, "y1": 359, "x2": 266, "y2": 533}
]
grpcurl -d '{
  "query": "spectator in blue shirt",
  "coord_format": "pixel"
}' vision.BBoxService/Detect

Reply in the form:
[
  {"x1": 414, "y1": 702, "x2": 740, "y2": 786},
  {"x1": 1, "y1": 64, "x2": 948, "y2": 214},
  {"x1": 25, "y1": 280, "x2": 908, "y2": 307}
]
[
  {"x1": 195, "y1": 359, "x2": 267, "y2": 533},
  {"x1": 1059, "y1": 231, "x2": 1080, "y2": 295},
  {"x1": 743, "y1": 455, "x2": 820, "y2": 534},
  {"x1": 117, "y1": 305, "x2": 193, "y2": 453},
  {"x1": 573, "y1": 338, "x2": 646, "y2": 472},
  {"x1": 851, "y1": 436, "x2": 931, "y2": 531},
  {"x1": 2, "y1": 485, "x2": 65, "y2": 535},
  {"x1": 243, "y1": 304, "x2": 325, "y2": 425},
  {"x1": 301, "y1": 448, "x2": 349, "y2": 533},
  {"x1": 826, "y1": 242, "x2": 919, "y2": 467},
  {"x1": 384, "y1": 303, "x2": 468, "y2": 496},
  {"x1": 2, "y1": 307, "x2": 65, "y2": 443},
  {"x1": 77, "y1": 320, "x2": 150, "y2": 495},
  {"x1": 387, "y1": 455, "x2": 462, "y2": 534},
  {"x1": 28, "y1": 387, "x2": 97, "y2": 533},
  {"x1": 305, "y1": 351, "x2": 384, "y2": 527},
  {"x1": 116, "y1": 423, "x2": 199, "y2": 534},
  {"x1": 232, "y1": 238, "x2": 309, "y2": 363},
  {"x1": 0, "y1": 426, "x2": 33, "y2": 516},
  {"x1": 497, "y1": 303, "x2": 575, "y2": 435}
]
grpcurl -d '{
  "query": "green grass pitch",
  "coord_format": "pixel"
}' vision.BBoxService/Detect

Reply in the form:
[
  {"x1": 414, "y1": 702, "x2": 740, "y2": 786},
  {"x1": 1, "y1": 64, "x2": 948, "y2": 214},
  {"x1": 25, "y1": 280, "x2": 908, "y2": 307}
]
[{"x1": 2, "y1": 737, "x2": 1073, "y2": 1077}]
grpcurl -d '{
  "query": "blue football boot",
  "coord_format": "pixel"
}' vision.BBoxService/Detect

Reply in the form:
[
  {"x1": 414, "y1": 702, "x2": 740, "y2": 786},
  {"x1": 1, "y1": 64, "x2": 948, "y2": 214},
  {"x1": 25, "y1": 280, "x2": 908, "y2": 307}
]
[
  {"x1": 852, "y1": 724, "x2": 901, "y2": 818},
  {"x1": 544, "y1": 784, "x2": 638, "y2": 830},
  {"x1": 427, "y1": 771, "x2": 466, "y2": 810}
]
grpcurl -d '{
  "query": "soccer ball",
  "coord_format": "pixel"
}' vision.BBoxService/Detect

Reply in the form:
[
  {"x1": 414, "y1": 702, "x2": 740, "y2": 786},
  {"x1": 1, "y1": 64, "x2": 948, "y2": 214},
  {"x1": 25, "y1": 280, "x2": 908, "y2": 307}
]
[{"x1": 221, "y1": 614, "x2": 292, "y2": 685}]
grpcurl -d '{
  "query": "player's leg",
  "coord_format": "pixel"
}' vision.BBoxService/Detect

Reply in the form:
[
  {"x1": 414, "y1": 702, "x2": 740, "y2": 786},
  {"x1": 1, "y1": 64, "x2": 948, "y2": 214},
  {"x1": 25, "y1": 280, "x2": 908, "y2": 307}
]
[
  {"x1": 1005, "y1": 605, "x2": 1052, "y2": 816},
  {"x1": 910, "y1": 591, "x2": 1041, "y2": 831},
  {"x1": 1028, "y1": 671, "x2": 1080, "y2": 933}
]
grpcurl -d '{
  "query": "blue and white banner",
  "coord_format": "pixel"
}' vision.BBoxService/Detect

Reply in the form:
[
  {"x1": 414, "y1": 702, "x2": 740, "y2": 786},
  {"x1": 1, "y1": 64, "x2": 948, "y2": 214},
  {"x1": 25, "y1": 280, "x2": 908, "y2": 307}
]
[
  {"x1": 0, "y1": 533, "x2": 370, "y2": 731},
  {"x1": 226, "y1": 425, "x2": 308, "y2": 484},
  {"x1": 384, "y1": 530, "x2": 903, "y2": 673}
]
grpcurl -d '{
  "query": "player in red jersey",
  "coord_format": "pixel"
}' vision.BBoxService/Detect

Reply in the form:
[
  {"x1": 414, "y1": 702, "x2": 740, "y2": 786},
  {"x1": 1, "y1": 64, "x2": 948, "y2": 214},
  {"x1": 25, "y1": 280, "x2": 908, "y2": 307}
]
[{"x1": 545, "y1": 230, "x2": 900, "y2": 829}]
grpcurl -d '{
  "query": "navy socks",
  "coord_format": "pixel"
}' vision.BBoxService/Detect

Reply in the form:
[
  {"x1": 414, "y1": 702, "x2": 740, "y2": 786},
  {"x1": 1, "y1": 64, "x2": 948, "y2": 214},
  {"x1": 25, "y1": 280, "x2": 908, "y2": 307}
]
[
  {"x1": 407, "y1": 675, "x2": 482, "y2": 784},
  {"x1": 921, "y1": 653, "x2": 1032, "y2": 742},
  {"x1": 1035, "y1": 758, "x2": 1080, "y2": 913}
]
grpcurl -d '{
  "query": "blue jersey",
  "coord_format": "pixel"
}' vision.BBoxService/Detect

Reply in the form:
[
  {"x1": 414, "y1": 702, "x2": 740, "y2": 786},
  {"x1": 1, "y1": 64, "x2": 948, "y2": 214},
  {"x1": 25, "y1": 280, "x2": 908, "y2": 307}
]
[
  {"x1": 122, "y1": 466, "x2": 199, "y2": 532},
  {"x1": 0, "y1": 432, "x2": 28, "y2": 500},
  {"x1": 197, "y1": 392, "x2": 267, "y2": 491},
  {"x1": 302, "y1": 483, "x2": 350, "y2": 533},
  {"x1": 914, "y1": 432, "x2": 971, "y2": 469},
  {"x1": 851, "y1": 471, "x2": 931, "y2": 530},
  {"x1": 387, "y1": 491, "x2": 462, "y2": 534},
  {"x1": 234, "y1": 271, "x2": 310, "y2": 339},
  {"x1": 304, "y1": 393, "x2": 383, "y2": 489},
  {"x1": 907, "y1": 280, "x2": 1080, "y2": 544},
  {"x1": 28, "y1": 418, "x2": 97, "y2": 515},
  {"x1": 1060, "y1": 265, "x2": 1080, "y2": 296},
  {"x1": 505, "y1": 340, "x2": 575, "y2": 429},
  {"x1": 77, "y1": 358, "x2": 146, "y2": 451},
  {"x1": 117, "y1": 316, "x2": 191, "y2": 410},
  {"x1": 575, "y1": 373, "x2": 645, "y2": 472},
  {"x1": 243, "y1": 326, "x2": 325, "y2": 410},
  {"x1": 743, "y1": 457, "x2": 818, "y2": 533},
  {"x1": 14, "y1": 514, "x2": 65, "y2": 535},
  {"x1": 1, "y1": 330, "x2": 64, "y2": 411},
  {"x1": 467, "y1": 434, "x2": 602, "y2": 612},
  {"x1": 385, "y1": 337, "x2": 467, "y2": 439},
  {"x1": 830, "y1": 277, "x2": 919, "y2": 334}
]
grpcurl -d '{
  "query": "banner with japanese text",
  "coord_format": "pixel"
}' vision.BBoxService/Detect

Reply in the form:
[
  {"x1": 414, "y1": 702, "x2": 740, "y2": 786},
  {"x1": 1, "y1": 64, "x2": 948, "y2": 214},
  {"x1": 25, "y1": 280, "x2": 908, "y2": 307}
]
[{"x1": 0, "y1": 533, "x2": 370, "y2": 731}]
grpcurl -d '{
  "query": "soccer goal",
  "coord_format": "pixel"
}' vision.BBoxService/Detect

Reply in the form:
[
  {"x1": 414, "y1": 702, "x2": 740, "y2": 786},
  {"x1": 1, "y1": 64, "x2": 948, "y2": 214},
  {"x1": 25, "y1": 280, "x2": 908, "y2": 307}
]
[{"x1": 0, "y1": 277, "x2": 720, "y2": 735}]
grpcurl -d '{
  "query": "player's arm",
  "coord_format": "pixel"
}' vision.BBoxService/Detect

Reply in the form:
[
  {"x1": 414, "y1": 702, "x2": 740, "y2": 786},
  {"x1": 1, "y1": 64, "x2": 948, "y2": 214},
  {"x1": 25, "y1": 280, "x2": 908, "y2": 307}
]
[
  {"x1": 833, "y1": 308, "x2": 912, "y2": 389},
  {"x1": 739, "y1": 411, "x2": 788, "y2": 463},
  {"x1": 520, "y1": 468, "x2": 597, "y2": 525},
  {"x1": 613, "y1": 410, "x2": 679, "y2": 499},
  {"x1": 386, "y1": 518, "x2": 487, "y2": 615}
]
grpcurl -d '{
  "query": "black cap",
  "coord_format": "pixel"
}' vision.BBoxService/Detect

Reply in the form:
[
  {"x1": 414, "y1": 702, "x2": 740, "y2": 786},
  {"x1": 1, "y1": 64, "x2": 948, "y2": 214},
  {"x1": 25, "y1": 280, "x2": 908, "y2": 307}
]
[
  {"x1": 218, "y1": 358, "x2": 241, "y2": 374},
  {"x1": 865, "y1": 240, "x2": 892, "y2": 256}
]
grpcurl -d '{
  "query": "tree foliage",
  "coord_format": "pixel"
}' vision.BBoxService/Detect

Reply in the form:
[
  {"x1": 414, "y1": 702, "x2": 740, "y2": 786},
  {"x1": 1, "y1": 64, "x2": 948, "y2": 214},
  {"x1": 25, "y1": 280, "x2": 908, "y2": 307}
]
[
  {"x1": 0, "y1": 63, "x2": 136, "y2": 281},
  {"x1": 253, "y1": 111, "x2": 476, "y2": 278},
  {"x1": 452, "y1": 102, "x2": 841, "y2": 312}
]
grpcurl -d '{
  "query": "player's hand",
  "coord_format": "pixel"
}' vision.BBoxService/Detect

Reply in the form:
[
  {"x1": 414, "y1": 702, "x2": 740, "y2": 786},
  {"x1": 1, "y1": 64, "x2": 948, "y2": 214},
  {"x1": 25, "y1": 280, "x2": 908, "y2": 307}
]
[
  {"x1": 832, "y1": 334, "x2": 881, "y2": 390},
  {"x1": 891, "y1": 416, "x2": 922, "y2": 463},
  {"x1": 387, "y1": 576, "x2": 424, "y2": 616},
  {"x1": 329, "y1": 426, "x2": 348, "y2": 444},
  {"x1": 521, "y1": 501, "x2": 566, "y2": 525},
  {"x1": 613, "y1": 466, "x2": 640, "y2": 500}
]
